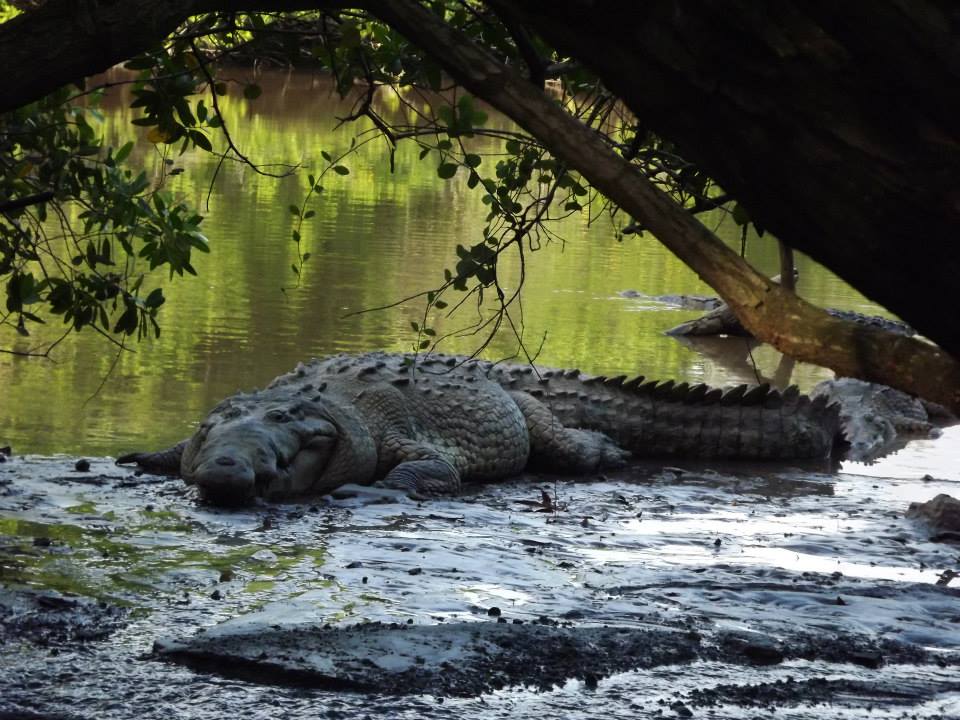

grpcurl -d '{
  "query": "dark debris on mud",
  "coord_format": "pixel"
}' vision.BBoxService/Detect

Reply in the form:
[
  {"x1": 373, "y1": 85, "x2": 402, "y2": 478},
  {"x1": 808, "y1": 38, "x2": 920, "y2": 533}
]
[
  {"x1": 153, "y1": 617, "x2": 960, "y2": 699},
  {"x1": 155, "y1": 620, "x2": 701, "y2": 697},
  {"x1": 683, "y1": 676, "x2": 960, "y2": 711},
  {"x1": 0, "y1": 587, "x2": 126, "y2": 645}
]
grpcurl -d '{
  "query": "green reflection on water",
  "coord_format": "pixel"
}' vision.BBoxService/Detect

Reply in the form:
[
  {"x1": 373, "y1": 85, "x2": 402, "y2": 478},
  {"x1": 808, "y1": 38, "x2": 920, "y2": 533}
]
[
  {"x1": 0, "y1": 511, "x2": 327, "y2": 604},
  {"x1": 0, "y1": 71, "x2": 890, "y2": 455}
]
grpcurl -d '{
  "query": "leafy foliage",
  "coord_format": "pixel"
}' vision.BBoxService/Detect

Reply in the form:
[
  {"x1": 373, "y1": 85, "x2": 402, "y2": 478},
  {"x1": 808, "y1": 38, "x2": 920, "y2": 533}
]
[{"x1": 0, "y1": 3, "x2": 738, "y2": 358}]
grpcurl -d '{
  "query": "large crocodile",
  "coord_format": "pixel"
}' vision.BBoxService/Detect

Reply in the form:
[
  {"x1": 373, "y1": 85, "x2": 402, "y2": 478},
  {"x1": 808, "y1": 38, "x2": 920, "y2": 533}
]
[{"x1": 118, "y1": 352, "x2": 841, "y2": 505}]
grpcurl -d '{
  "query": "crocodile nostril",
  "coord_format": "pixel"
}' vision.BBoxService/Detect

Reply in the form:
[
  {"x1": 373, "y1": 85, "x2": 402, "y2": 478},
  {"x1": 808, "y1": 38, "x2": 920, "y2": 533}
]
[{"x1": 215, "y1": 455, "x2": 236, "y2": 466}]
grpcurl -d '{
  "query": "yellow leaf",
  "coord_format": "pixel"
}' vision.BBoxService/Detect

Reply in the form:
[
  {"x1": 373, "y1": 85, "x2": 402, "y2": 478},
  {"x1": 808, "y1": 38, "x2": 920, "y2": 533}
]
[{"x1": 146, "y1": 127, "x2": 170, "y2": 144}]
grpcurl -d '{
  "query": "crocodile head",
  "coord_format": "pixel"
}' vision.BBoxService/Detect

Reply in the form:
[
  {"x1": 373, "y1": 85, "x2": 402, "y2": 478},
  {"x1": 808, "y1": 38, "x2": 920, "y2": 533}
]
[{"x1": 181, "y1": 392, "x2": 376, "y2": 505}]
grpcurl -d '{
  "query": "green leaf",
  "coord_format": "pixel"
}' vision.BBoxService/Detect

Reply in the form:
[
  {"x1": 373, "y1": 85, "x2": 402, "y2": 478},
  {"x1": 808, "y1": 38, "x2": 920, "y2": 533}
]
[
  {"x1": 304, "y1": 210, "x2": 315, "y2": 219},
  {"x1": 114, "y1": 141, "x2": 134, "y2": 164},
  {"x1": 333, "y1": 165, "x2": 350, "y2": 175},
  {"x1": 213, "y1": 82, "x2": 228, "y2": 96},
  {"x1": 434, "y1": 300, "x2": 448, "y2": 309},
  {"x1": 437, "y1": 163, "x2": 458, "y2": 179},
  {"x1": 321, "y1": 150, "x2": 332, "y2": 162},
  {"x1": 124, "y1": 56, "x2": 156, "y2": 71},
  {"x1": 187, "y1": 232, "x2": 210, "y2": 252},
  {"x1": 243, "y1": 84, "x2": 262, "y2": 100},
  {"x1": 425, "y1": 62, "x2": 442, "y2": 91},
  {"x1": 190, "y1": 130, "x2": 213, "y2": 152},
  {"x1": 437, "y1": 107, "x2": 454, "y2": 126},
  {"x1": 464, "y1": 154, "x2": 482, "y2": 168},
  {"x1": 418, "y1": 339, "x2": 430, "y2": 350},
  {"x1": 732, "y1": 202, "x2": 751, "y2": 226},
  {"x1": 144, "y1": 288, "x2": 165, "y2": 308},
  {"x1": 289, "y1": 205, "x2": 300, "y2": 216},
  {"x1": 410, "y1": 321, "x2": 420, "y2": 332},
  {"x1": 339, "y1": 22, "x2": 361, "y2": 49},
  {"x1": 113, "y1": 305, "x2": 139, "y2": 335}
]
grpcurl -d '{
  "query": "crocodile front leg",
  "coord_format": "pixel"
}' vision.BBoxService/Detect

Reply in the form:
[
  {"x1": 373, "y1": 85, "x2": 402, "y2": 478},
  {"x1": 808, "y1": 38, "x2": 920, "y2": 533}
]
[{"x1": 377, "y1": 456, "x2": 462, "y2": 497}]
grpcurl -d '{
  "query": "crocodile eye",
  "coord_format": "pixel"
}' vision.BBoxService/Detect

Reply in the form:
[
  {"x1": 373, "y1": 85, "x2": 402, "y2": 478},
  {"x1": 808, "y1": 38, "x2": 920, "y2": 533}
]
[{"x1": 265, "y1": 409, "x2": 291, "y2": 423}]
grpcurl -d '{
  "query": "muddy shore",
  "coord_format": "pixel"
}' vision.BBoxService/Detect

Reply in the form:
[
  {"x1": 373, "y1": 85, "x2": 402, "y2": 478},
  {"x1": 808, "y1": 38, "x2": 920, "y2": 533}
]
[{"x1": 2, "y1": 453, "x2": 959, "y2": 718}]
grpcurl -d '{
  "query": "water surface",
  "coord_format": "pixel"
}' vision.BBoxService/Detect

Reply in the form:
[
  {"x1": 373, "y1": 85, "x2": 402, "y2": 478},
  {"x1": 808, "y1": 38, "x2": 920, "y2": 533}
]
[{"x1": 0, "y1": 70, "x2": 909, "y2": 462}]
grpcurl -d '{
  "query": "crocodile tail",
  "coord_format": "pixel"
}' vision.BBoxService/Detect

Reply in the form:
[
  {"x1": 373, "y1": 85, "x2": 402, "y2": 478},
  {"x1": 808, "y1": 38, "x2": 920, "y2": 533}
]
[
  {"x1": 490, "y1": 366, "x2": 840, "y2": 461},
  {"x1": 116, "y1": 439, "x2": 188, "y2": 475}
]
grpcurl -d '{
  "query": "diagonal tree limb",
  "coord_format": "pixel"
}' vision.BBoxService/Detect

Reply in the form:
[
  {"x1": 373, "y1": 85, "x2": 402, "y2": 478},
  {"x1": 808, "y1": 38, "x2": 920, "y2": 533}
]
[{"x1": 367, "y1": 0, "x2": 960, "y2": 411}]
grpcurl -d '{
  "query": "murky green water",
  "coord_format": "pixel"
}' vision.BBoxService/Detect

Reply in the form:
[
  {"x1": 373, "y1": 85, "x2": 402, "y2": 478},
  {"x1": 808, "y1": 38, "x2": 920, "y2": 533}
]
[{"x1": 0, "y1": 71, "x2": 900, "y2": 456}]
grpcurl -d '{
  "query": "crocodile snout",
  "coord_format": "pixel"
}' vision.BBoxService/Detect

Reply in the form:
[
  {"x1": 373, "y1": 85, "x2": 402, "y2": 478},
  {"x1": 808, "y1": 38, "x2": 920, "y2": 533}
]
[{"x1": 193, "y1": 454, "x2": 257, "y2": 505}]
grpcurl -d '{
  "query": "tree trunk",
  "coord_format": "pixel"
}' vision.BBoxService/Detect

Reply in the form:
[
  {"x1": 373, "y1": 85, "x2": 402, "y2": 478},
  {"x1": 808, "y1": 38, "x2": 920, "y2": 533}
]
[
  {"x1": 371, "y1": 0, "x2": 960, "y2": 413},
  {"x1": 500, "y1": 1, "x2": 960, "y2": 359},
  {"x1": 778, "y1": 243, "x2": 796, "y2": 293}
]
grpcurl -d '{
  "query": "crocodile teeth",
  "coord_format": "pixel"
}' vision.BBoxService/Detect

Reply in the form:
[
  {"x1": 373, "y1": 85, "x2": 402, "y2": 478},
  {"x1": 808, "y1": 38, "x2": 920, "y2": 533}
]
[
  {"x1": 604, "y1": 375, "x2": 627, "y2": 388},
  {"x1": 623, "y1": 376, "x2": 645, "y2": 391}
]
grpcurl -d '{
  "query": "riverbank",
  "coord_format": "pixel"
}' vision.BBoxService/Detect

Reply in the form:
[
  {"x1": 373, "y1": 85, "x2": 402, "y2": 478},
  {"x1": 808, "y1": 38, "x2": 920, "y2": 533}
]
[{"x1": 2, "y1": 453, "x2": 959, "y2": 718}]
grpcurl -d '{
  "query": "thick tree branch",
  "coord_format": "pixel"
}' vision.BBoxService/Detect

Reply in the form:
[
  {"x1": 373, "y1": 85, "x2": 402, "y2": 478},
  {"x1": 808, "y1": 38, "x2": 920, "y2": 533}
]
[
  {"x1": 491, "y1": 6, "x2": 545, "y2": 87},
  {"x1": 0, "y1": 0, "x2": 357, "y2": 114},
  {"x1": 369, "y1": 0, "x2": 960, "y2": 411},
  {"x1": 496, "y1": 0, "x2": 960, "y2": 358},
  {"x1": 0, "y1": 191, "x2": 54, "y2": 213}
]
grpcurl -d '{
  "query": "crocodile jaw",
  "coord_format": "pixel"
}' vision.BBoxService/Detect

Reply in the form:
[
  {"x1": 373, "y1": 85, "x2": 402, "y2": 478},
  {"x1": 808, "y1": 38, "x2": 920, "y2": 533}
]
[{"x1": 183, "y1": 414, "x2": 338, "y2": 505}]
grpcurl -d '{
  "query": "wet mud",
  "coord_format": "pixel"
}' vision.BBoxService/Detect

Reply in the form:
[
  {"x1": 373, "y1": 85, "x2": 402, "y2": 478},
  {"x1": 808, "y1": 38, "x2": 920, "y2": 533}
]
[{"x1": 2, "y1": 451, "x2": 960, "y2": 718}]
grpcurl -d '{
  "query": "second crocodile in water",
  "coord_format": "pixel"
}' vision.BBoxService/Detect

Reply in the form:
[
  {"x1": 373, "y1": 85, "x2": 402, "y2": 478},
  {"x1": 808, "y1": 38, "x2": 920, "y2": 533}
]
[{"x1": 118, "y1": 352, "x2": 845, "y2": 504}]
